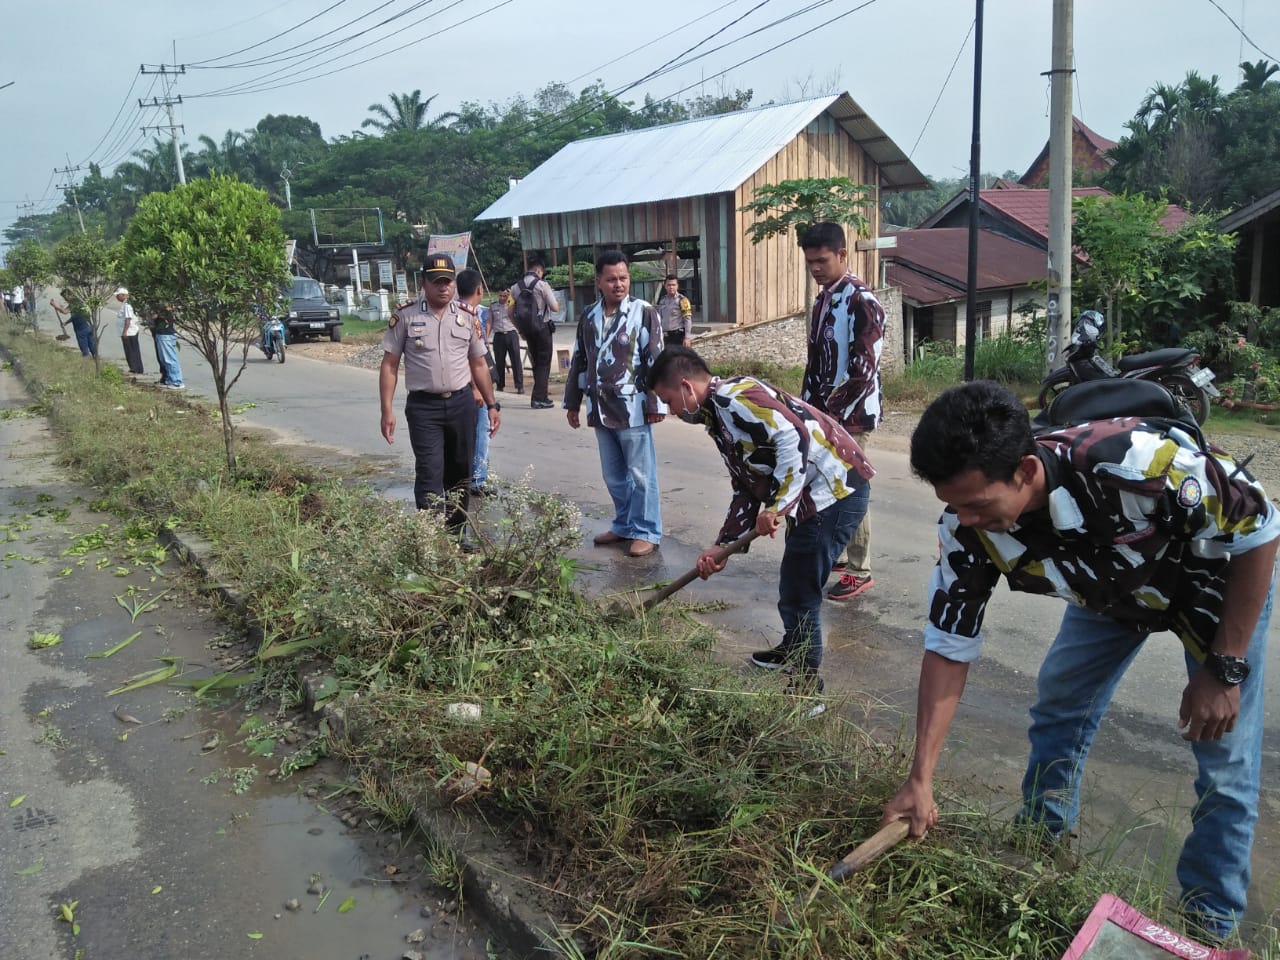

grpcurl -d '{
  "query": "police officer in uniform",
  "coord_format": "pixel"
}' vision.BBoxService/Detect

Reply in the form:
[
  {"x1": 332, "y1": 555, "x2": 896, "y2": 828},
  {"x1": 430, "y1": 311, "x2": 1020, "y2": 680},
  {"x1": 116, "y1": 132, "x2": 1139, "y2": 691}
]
[{"x1": 379, "y1": 254, "x2": 501, "y2": 530}]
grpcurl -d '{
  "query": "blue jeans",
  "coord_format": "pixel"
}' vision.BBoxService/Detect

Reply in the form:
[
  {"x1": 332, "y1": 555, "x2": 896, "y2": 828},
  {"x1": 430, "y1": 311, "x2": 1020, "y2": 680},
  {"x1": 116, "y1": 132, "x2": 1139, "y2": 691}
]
[
  {"x1": 155, "y1": 333, "x2": 183, "y2": 386},
  {"x1": 70, "y1": 317, "x2": 95, "y2": 356},
  {"x1": 776, "y1": 477, "x2": 870, "y2": 672},
  {"x1": 472, "y1": 403, "x2": 489, "y2": 486},
  {"x1": 594, "y1": 424, "x2": 661, "y2": 544},
  {"x1": 1019, "y1": 573, "x2": 1274, "y2": 937}
]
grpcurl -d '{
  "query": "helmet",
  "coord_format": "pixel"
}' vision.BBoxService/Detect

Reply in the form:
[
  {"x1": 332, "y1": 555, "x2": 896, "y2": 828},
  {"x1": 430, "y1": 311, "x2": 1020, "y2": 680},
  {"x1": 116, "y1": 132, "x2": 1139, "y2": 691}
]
[{"x1": 1074, "y1": 310, "x2": 1104, "y2": 344}]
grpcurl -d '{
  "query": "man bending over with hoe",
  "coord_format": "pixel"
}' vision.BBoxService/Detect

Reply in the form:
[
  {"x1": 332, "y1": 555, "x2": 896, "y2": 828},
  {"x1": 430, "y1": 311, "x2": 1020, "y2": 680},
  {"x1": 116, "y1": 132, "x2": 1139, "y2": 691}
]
[{"x1": 648, "y1": 346, "x2": 873, "y2": 716}]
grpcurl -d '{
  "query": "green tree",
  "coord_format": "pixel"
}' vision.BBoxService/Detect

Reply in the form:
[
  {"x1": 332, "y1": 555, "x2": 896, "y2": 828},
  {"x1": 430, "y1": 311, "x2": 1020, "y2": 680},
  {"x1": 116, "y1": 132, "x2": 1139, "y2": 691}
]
[
  {"x1": 5, "y1": 240, "x2": 54, "y2": 331},
  {"x1": 51, "y1": 231, "x2": 117, "y2": 375},
  {"x1": 362, "y1": 90, "x2": 450, "y2": 134},
  {"x1": 1071, "y1": 193, "x2": 1164, "y2": 352},
  {"x1": 1238, "y1": 58, "x2": 1279, "y2": 92},
  {"x1": 738, "y1": 177, "x2": 873, "y2": 245},
  {"x1": 118, "y1": 176, "x2": 289, "y2": 474}
]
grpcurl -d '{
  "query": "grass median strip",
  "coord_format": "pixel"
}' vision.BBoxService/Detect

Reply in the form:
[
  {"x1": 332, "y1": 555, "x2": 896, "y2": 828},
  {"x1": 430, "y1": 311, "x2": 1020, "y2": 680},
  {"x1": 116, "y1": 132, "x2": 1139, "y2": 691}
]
[{"x1": 4, "y1": 324, "x2": 1268, "y2": 958}]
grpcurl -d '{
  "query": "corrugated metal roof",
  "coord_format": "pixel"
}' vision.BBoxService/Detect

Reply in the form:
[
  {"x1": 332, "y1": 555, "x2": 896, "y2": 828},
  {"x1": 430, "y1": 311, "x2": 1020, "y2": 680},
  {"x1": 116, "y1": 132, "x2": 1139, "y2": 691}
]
[
  {"x1": 476, "y1": 93, "x2": 927, "y2": 221},
  {"x1": 886, "y1": 228, "x2": 1047, "y2": 305}
]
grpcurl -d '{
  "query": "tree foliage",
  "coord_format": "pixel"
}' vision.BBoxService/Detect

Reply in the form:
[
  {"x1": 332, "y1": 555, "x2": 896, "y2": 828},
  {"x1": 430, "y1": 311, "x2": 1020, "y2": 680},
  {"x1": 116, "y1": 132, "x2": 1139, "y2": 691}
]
[
  {"x1": 51, "y1": 231, "x2": 117, "y2": 375},
  {"x1": 5, "y1": 240, "x2": 54, "y2": 293},
  {"x1": 1072, "y1": 193, "x2": 1237, "y2": 352},
  {"x1": 1105, "y1": 64, "x2": 1280, "y2": 211},
  {"x1": 739, "y1": 177, "x2": 874, "y2": 245},
  {"x1": 118, "y1": 176, "x2": 288, "y2": 474}
]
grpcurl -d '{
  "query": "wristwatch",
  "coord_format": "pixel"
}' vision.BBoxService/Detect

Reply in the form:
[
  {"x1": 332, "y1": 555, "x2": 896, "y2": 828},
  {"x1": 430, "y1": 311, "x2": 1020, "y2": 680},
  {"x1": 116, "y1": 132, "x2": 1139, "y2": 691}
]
[
  {"x1": 1206, "y1": 652, "x2": 1250, "y2": 686},
  {"x1": 487, "y1": 402, "x2": 500, "y2": 412}
]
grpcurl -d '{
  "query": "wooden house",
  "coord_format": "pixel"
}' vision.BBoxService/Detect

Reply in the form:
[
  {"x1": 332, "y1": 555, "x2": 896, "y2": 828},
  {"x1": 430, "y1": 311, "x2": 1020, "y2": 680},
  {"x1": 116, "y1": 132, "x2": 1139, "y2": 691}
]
[{"x1": 475, "y1": 94, "x2": 926, "y2": 326}]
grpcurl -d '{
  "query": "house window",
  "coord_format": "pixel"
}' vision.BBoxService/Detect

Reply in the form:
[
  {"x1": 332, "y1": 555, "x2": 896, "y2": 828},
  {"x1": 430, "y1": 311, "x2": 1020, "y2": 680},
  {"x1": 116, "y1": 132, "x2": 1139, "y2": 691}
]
[{"x1": 977, "y1": 300, "x2": 992, "y2": 340}]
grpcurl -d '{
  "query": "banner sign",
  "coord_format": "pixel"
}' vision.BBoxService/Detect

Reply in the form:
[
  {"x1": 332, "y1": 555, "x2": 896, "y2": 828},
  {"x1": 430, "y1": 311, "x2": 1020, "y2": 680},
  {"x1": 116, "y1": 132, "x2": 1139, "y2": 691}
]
[
  {"x1": 378, "y1": 260, "x2": 393, "y2": 287},
  {"x1": 427, "y1": 232, "x2": 472, "y2": 270}
]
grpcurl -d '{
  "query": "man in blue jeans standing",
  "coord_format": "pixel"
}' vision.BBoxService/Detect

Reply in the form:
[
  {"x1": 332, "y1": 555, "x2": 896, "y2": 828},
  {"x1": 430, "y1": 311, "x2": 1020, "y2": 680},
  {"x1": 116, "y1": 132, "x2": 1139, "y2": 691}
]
[
  {"x1": 883, "y1": 380, "x2": 1279, "y2": 943},
  {"x1": 649, "y1": 346, "x2": 873, "y2": 715},
  {"x1": 564, "y1": 250, "x2": 665, "y2": 558}
]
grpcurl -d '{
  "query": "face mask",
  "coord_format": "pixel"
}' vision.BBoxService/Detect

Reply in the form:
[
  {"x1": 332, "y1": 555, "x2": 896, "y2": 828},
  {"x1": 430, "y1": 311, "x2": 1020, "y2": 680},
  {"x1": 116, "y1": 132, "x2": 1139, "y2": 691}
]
[{"x1": 676, "y1": 381, "x2": 704, "y2": 424}]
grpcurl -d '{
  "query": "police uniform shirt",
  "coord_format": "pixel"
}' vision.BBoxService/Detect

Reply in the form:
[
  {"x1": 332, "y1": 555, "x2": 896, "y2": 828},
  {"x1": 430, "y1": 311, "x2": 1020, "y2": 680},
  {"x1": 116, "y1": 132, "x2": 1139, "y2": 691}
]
[{"x1": 380, "y1": 298, "x2": 485, "y2": 393}]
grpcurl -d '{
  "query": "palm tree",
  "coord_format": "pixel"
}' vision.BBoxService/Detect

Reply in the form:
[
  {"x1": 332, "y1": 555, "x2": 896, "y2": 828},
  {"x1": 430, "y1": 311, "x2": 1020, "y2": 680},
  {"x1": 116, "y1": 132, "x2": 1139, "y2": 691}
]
[
  {"x1": 362, "y1": 90, "x2": 442, "y2": 134},
  {"x1": 1238, "y1": 59, "x2": 1279, "y2": 92},
  {"x1": 1136, "y1": 82, "x2": 1181, "y2": 136}
]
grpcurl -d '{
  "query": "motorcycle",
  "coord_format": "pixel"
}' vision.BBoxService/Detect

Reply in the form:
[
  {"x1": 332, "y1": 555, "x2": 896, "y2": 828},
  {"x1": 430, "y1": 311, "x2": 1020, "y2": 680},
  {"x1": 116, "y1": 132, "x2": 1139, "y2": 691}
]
[
  {"x1": 1038, "y1": 310, "x2": 1219, "y2": 424},
  {"x1": 258, "y1": 313, "x2": 287, "y2": 364}
]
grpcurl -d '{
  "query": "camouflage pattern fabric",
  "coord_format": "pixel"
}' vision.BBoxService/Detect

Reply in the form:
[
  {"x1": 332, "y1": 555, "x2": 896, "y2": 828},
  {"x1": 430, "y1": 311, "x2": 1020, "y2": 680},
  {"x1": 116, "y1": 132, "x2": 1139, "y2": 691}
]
[
  {"x1": 564, "y1": 295, "x2": 665, "y2": 429},
  {"x1": 925, "y1": 418, "x2": 1280, "y2": 663},
  {"x1": 801, "y1": 271, "x2": 885, "y2": 434},
  {"x1": 697, "y1": 376, "x2": 875, "y2": 545}
]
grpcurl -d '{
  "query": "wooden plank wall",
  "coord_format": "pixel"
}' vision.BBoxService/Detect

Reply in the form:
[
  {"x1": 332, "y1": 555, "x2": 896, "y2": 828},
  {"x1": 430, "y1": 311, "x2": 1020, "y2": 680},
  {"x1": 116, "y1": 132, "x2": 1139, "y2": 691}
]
[
  {"x1": 521, "y1": 198, "x2": 704, "y2": 249},
  {"x1": 733, "y1": 114, "x2": 882, "y2": 326}
]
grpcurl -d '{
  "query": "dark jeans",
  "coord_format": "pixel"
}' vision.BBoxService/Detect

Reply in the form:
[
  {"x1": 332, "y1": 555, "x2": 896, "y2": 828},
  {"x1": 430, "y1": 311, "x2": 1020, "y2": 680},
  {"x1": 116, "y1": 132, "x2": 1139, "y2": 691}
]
[
  {"x1": 122, "y1": 335, "x2": 145, "y2": 374},
  {"x1": 776, "y1": 476, "x2": 870, "y2": 672},
  {"x1": 491, "y1": 330, "x2": 523, "y2": 391},
  {"x1": 404, "y1": 389, "x2": 475, "y2": 530},
  {"x1": 70, "y1": 317, "x2": 95, "y2": 356},
  {"x1": 664, "y1": 330, "x2": 686, "y2": 349},
  {"x1": 524, "y1": 322, "x2": 553, "y2": 404}
]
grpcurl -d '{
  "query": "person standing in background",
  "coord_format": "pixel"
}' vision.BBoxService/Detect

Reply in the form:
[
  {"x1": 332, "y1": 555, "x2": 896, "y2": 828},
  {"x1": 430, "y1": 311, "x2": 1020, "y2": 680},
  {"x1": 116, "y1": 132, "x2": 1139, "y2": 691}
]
[
  {"x1": 115, "y1": 287, "x2": 145, "y2": 375},
  {"x1": 510, "y1": 257, "x2": 560, "y2": 409},
  {"x1": 656, "y1": 274, "x2": 692, "y2": 349},
  {"x1": 151, "y1": 304, "x2": 184, "y2": 389},
  {"x1": 488, "y1": 288, "x2": 523, "y2": 394},
  {"x1": 796, "y1": 222, "x2": 885, "y2": 603}
]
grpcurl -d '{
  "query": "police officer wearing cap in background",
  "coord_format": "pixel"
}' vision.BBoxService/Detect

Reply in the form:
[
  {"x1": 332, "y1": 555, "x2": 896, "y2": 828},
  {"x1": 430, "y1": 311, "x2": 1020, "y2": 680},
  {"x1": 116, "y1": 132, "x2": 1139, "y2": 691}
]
[{"x1": 379, "y1": 254, "x2": 501, "y2": 531}]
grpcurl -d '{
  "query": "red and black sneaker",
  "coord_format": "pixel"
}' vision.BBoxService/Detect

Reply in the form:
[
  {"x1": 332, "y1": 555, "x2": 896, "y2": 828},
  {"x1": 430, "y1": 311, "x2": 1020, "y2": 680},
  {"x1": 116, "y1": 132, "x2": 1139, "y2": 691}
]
[{"x1": 827, "y1": 574, "x2": 873, "y2": 602}]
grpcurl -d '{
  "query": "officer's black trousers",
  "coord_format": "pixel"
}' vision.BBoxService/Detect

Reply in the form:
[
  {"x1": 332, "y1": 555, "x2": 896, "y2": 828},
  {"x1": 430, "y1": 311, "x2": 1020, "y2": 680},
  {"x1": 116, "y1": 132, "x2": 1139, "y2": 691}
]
[
  {"x1": 491, "y1": 330, "x2": 523, "y2": 392},
  {"x1": 524, "y1": 322, "x2": 554, "y2": 404},
  {"x1": 405, "y1": 389, "x2": 474, "y2": 530}
]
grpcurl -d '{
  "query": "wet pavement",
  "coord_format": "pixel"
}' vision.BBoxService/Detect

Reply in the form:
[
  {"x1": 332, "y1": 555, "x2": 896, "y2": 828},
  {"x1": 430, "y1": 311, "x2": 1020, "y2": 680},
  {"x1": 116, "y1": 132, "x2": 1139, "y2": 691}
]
[{"x1": 0, "y1": 367, "x2": 492, "y2": 960}]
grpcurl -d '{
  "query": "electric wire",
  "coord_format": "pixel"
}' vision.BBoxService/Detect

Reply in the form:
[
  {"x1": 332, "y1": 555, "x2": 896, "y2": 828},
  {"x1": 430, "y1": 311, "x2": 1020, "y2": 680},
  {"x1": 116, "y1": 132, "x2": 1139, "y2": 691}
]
[
  {"x1": 1203, "y1": 0, "x2": 1276, "y2": 62},
  {"x1": 908, "y1": 18, "x2": 974, "y2": 160},
  {"x1": 74, "y1": 69, "x2": 143, "y2": 169},
  {"x1": 564, "y1": 0, "x2": 746, "y2": 87},
  {"x1": 191, "y1": 0, "x2": 513, "y2": 99},
  {"x1": 186, "y1": 0, "x2": 354, "y2": 66},
  {"x1": 191, "y1": 0, "x2": 410, "y2": 71},
  {"x1": 509, "y1": 0, "x2": 847, "y2": 145},
  {"x1": 175, "y1": 0, "x2": 303, "y2": 42}
]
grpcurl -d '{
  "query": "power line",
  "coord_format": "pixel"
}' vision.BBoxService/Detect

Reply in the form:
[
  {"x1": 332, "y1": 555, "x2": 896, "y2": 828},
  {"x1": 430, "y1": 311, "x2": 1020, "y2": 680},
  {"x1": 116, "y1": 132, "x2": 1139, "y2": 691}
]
[
  {"x1": 75, "y1": 69, "x2": 143, "y2": 169},
  {"x1": 565, "y1": 0, "x2": 747, "y2": 87},
  {"x1": 186, "y1": 0, "x2": 354, "y2": 66},
  {"x1": 909, "y1": 18, "x2": 974, "y2": 160},
  {"x1": 191, "y1": 0, "x2": 410, "y2": 72},
  {"x1": 1203, "y1": 0, "x2": 1277, "y2": 62},
  {"x1": 175, "y1": 0, "x2": 303, "y2": 42},
  {"x1": 191, "y1": 0, "x2": 513, "y2": 99}
]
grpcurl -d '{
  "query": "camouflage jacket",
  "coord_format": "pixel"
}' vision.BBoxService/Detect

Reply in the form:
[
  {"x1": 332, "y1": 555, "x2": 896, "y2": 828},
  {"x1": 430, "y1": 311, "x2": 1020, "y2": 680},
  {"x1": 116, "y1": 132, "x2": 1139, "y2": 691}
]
[
  {"x1": 697, "y1": 377, "x2": 875, "y2": 545},
  {"x1": 801, "y1": 271, "x2": 884, "y2": 434},
  {"x1": 925, "y1": 419, "x2": 1279, "y2": 663},
  {"x1": 564, "y1": 295, "x2": 665, "y2": 429}
]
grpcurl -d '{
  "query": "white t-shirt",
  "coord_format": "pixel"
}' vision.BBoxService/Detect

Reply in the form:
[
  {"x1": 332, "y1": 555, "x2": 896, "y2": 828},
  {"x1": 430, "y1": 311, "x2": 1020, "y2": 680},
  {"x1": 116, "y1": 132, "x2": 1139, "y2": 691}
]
[{"x1": 117, "y1": 301, "x2": 139, "y2": 337}]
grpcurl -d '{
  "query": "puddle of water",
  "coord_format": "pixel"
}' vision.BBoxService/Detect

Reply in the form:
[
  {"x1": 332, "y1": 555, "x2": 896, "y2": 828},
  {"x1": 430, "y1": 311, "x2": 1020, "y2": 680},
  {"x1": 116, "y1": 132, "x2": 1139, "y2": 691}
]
[{"x1": 244, "y1": 791, "x2": 493, "y2": 960}]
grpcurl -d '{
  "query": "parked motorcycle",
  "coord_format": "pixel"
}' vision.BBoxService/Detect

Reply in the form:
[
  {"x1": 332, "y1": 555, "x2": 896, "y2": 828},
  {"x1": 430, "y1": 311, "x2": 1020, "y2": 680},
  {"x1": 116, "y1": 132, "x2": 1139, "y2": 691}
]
[
  {"x1": 259, "y1": 313, "x2": 287, "y2": 364},
  {"x1": 1038, "y1": 310, "x2": 1219, "y2": 424}
]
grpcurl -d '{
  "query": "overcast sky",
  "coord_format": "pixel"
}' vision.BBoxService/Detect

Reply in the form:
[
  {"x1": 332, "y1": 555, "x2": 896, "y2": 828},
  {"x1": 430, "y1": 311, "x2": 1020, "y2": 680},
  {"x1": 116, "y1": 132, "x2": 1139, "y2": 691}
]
[{"x1": 2, "y1": 0, "x2": 1277, "y2": 248}]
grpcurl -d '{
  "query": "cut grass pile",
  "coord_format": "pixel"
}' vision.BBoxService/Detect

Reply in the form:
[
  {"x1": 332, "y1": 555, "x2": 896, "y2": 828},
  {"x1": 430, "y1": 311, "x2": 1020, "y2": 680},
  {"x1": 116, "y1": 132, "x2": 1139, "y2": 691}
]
[{"x1": 3, "y1": 324, "x2": 1271, "y2": 959}]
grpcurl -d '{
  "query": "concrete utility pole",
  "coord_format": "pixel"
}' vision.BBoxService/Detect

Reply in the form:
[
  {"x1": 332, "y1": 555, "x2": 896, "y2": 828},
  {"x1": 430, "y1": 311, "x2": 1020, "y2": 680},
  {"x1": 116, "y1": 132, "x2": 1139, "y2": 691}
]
[
  {"x1": 1044, "y1": 0, "x2": 1074, "y2": 371},
  {"x1": 140, "y1": 63, "x2": 187, "y2": 185},
  {"x1": 280, "y1": 161, "x2": 301, "y2": 210},
  {"x1": 963, "y1": 0, "x2": 984, "y2": 382},
  {"x1": 54, "y1": 158, "x2": 86, "y2": 234}
]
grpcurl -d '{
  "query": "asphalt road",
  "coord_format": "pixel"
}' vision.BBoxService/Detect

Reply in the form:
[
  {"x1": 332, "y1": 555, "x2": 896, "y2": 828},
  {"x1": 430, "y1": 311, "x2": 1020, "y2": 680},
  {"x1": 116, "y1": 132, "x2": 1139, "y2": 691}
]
[{"x1": 65, "y1": 319, "x2": 1280, "y2": 932}]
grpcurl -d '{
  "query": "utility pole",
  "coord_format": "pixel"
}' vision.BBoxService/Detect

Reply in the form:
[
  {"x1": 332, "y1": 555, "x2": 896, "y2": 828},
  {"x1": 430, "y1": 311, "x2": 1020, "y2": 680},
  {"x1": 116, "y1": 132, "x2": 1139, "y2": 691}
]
[
  {"x1": 280, "y1": 161, "x2": 301, "y2": 210},
  {"x1": 140, "y1": 62, "x2": 187, "y2": 185},
  {"x1": 1044, "y1": 0, "x2": 1074, "y2": 372},
  {"x1": 54, "y1": 158, "x2": 86, "y2": 234},
  {"x1": 962, "y1": 0, "x2": 984, "y2": 382}
]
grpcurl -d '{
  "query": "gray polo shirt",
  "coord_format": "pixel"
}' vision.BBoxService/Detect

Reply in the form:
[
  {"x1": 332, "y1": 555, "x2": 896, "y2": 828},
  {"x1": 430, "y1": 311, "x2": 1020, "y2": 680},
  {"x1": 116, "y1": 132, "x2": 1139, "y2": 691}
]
[{"x1": 380, "y1": 299, "x2": 484, "y2": 393}]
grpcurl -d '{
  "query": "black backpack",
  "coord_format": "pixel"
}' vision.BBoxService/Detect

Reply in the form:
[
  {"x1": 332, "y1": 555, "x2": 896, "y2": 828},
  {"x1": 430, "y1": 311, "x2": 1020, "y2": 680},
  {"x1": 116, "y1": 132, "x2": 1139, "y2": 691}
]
[{"x1": 512, "y1": 273, "x2": 541, "y2": 338}]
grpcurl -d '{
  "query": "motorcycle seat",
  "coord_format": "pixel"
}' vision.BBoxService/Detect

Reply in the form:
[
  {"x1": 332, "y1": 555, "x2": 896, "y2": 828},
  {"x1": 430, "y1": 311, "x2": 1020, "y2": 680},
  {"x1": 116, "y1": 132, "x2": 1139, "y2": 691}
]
[{"x1": 1116, "y1": 348, "x2": 1196, "y2": 372}]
